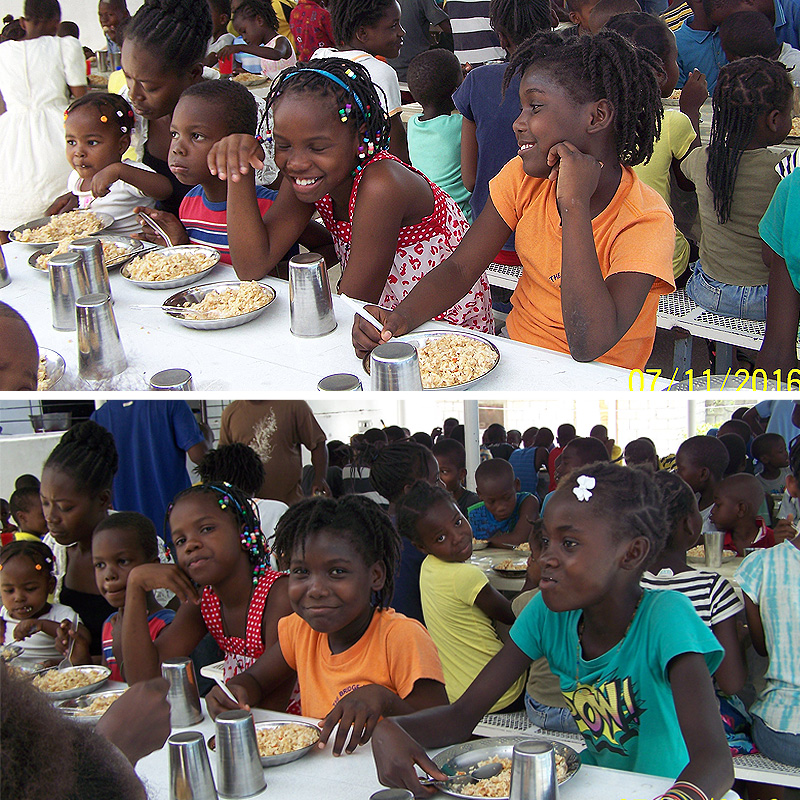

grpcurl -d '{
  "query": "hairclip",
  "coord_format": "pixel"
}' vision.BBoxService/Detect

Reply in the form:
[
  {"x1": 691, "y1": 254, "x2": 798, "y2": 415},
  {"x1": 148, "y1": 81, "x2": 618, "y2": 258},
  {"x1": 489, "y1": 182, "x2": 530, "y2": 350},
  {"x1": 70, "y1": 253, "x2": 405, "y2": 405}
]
[
  {"x1": 116, "y1": 109, "x2": 124, "y2": 118},
  {"x1": 100, "y1": 115, "x2": 108, "y2": 123},
  {"x1": 573, "y1": 475, "x2": 595, "y2": 502},
  {"x1": 63, "y1": 110, "x2": 69, "y2": 121},
  {"x1": 35, "y1": 563, "x2": 42, "y2": 570}
]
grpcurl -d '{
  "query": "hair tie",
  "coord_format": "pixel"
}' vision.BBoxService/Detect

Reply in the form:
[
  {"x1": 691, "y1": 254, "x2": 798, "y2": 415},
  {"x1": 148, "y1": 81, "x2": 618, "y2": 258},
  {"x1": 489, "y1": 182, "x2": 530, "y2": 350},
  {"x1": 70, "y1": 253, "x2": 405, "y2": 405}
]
[{"x1": 573, "y1": 475, "x2": 595, "y2": 502}]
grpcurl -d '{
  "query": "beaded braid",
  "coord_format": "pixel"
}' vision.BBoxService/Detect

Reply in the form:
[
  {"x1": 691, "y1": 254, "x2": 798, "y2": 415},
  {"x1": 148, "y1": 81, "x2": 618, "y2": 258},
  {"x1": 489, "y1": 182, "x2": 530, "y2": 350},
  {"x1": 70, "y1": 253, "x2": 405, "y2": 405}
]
[
  {"x1": 234, "y1": 0, "x2": 279, "y2": 33},
  {"x1": 329, "y1": 0, "x2": 395, "y2": 47},
  {"x1": 651, "y1": 471, "x2": 696, "y2": 549},
  {"x1": 0, "y1": 540, "x2": 56, "y2": 578},
  {"x1": 504, "y1": 29, "x2": 663, "y2": 167},
  {"x1": 368, "y1": 441, "x2": 434, "y2": 503},
  {"x1": 166, "y1": 483, "x2": 270, "y2": 585},
  {"x1": 43, "y1": 421, "x2": 119, "y2": 495},
  {"x1": 707, "y1": 56, "x2": 793, "y2": 224},
  {"x1": 65, "y1": 92, "x2": 136, "y2": 136},
  {"x1": 395, "y1": 481, "x2": 455, "y2": 546},
  {"x1": 489, "y1": 0, "x2": 551, "y2": 46},
  {"x1": 264, "y1": 57, "x2": 391, "y2": 174}
]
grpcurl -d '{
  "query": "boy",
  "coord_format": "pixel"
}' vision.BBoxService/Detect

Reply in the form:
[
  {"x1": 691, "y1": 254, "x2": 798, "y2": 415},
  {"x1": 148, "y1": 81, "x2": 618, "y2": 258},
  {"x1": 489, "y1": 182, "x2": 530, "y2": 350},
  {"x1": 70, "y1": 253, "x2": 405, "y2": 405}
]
[
  {"x1": 8, "y1": 487, "x2": 47, "y2": 540},
  {"x1": 206, "y1": 0, "x2": 236, "y2": 65},
  {"x1": 406, "y1": 49, "x2": 472, "y2": 220},
  {"x1": 431, "y1": 438, "x2": 479, "y2": 517},
  {"x1": 0, "y1": 303, "x2": 38, "y2": 392},
  {"x1": 98, "y1": 0, "x2": 130, "y2": 55},
  {"x1": 710, "y1": 473, "x2": 776, "y2": 556},
  {"x1": 468, "y1": 459, "x2": 538, "y2": 546},
  {"x1": 674, "y1": 0, "x2": 725, "y2": 93},
  {"x1": 752, "y1": 432, "x2": 791, "y2": 502},
  {"x1": 676, "y1": 435, "x2": 729, "y2": 534},
  {"x1": 623, "y1": 437, "x2": 659, "y2": 471},
  {"x1": 587, "y1": 0, "x2": 641, "y2": 34}
]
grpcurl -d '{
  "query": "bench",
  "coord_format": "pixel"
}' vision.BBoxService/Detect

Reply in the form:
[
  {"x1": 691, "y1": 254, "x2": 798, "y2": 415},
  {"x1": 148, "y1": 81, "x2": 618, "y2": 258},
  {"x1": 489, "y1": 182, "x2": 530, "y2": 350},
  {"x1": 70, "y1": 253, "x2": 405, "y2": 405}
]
[{"x1": 473, "y1": 710, "x2": 800, "y2": 789}]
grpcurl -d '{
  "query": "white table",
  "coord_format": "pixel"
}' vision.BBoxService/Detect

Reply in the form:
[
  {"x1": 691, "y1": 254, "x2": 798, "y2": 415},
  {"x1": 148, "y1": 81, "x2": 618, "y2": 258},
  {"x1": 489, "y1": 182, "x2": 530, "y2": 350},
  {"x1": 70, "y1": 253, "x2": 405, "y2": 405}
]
[
  {"x1": 471, "y1": 546, "x2": 527, "y2": 592},
  {"x1": 1, "y1": 242, "x2": 664, "y2": 392}
]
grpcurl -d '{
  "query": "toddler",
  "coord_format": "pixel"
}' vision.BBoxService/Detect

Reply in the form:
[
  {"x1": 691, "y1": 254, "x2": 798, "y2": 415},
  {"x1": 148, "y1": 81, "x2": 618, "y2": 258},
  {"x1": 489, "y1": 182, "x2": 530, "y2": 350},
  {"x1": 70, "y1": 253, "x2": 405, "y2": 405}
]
[
  {"x1": 710, "y1": 473, "x2": 776, "y2": 557},
  {"x1": 8, "y1": 479, "x2": 47, "y2": 540},
  {"x1": 0, "y1": 303, "x2": 38, "y2": 393},
  {"x1": 751, "y1": 432, "x2": 790, "y2": 505},
  {"x1": 468, "y1": 459, "x2": 538, "y2": 545},
  {"x1": 431, "y1": 438, "x2": 479, "y2": 517},
  {"x1": 676, "y1": 435, "x2": 730, "y2": 534},
  {"x1": 406, "y1": 49, "x2": 471, "y2": 220}
]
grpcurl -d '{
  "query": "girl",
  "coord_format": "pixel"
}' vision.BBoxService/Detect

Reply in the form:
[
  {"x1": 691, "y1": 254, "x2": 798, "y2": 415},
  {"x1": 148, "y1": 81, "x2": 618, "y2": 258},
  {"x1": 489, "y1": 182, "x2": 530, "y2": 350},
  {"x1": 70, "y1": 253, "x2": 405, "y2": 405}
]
[
  {"x1": 217, "y1": 0, "x2": 296, "y2": 80},
  {"x1": 0, "y1": 540, "x2": 85, "y2": 664},
  {"x1": 120, "y1": 483, "x2": 295, "y2": 712},
  {"x1": 209, "y1": 57, "x2": 492, "y2": 332},
  {"x1": 41, "y1": 421, "x2": 118, "y2": 657},
  {"x1": 681, "y1": 57, "x2": 793, "y2": 321},
  {"x1": 606, "y1": 12, "x2": 707, "y2": 280},
  {"x1": 352, "y1": 30, "x2": 676, "y2": 371},
  {"x1": 92, "y1": 513, "x2": 175, "y2": 682},
  {"x1": 0, "y1": 0, "x2": 87, "y2": 242},
  {"x1": 206, "y1": 495, "x2": 448, "y2": 758},
  {"x1": 370, "y1": 462, "x2": 735, "y2": 800},
  {"x1": 46, "y1": 93, "x2": 173, "y2": 235}
]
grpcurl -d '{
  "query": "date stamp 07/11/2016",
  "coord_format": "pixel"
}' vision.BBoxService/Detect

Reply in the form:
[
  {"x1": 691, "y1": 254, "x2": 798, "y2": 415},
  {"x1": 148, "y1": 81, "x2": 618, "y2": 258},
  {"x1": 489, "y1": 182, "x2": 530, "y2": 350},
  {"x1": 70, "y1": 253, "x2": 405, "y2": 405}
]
[{"x1": 628, "y1": 367, "x2": 800, "y2": 392}]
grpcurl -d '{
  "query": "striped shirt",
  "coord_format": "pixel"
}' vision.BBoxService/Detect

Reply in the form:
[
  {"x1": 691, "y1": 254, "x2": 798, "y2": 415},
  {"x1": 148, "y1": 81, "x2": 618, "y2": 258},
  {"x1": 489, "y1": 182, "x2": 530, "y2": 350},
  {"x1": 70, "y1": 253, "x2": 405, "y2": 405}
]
[
  {"x1": 641, "y1": 567, "x2": 743, "y2": 627},
  {"x1": 444, "y1": 0, "x2": 504, "y2": 65}
]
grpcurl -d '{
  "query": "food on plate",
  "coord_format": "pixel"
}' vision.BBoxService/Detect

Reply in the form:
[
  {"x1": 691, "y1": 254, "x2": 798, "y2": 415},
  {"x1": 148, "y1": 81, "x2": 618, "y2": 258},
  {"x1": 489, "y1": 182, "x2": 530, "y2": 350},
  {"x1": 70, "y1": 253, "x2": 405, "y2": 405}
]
[
  {"x1": 669, "y1": 89, "x2": 681, "y2": 100},
  {"x1": 181, "y1": 281, "x2": 270, "y2": 319},
  {"x1": 72, "y1": 693, "x2": 120, "y2": 716},
  {"x1": 515, "y1": 542, "x2": 531, "y2": 552},
  {"x1": 495, "y1": 558, "x2": 526, "y2": 571},
  {"x1": 416, "y1": 334, "x2": 498, "y2": 388},
  {"x1": 37, "y1": 355, "x2": 50, "y2": 390},
  {"x1": 88, "y1": 74, "x2": 108, "y2": 88},
  {"x1": 686, "y1": 545, "x2": 737, "y2": 560},
  {"x1": 460, "y1": 753, "x2": 568, "y2": 797},
  {"x1": 233, "y1": 72, "x2": 266, "y2": 84},
  {"x1": 33, "y1": 667, "x2": 106, "y2": 693},
  {"x1": 791, "y1": 116, "x2": 800, "y2": 137},
  {"x1": 256, "y1": 723, "x2": 320, "y2": 756},
  {"x1": 35, "y1": 239, "x2": 130, "y2": 271},
  {"x1": 126, "y1": 248, "x2": 216, "y2": 281},
  {"x1": 15, "y1": 211, "x2": 105, "y2": 243}
]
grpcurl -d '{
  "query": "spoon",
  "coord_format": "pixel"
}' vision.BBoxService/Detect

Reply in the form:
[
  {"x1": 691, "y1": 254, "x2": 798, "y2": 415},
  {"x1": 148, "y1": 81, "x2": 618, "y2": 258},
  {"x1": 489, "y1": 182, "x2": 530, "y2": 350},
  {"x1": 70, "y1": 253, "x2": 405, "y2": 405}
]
[
  {"x1": 418, "y1": 761, "x2": 505, "y2": 787},
  {"x1": 338, "y1": 293, "x2": 387, "y2": 334},
  {"x1": 138, "y1": 211, "x2": 173, "y2": 247},
  {"x1": 129, "y1": 304, "x2": 205, "y2": 316},
  {"x1": 214, "y1": 676, "x2": 240, "y2": 705},
  {"x1": 57, "y1": 613, "x2": 79, "y2": 671}
]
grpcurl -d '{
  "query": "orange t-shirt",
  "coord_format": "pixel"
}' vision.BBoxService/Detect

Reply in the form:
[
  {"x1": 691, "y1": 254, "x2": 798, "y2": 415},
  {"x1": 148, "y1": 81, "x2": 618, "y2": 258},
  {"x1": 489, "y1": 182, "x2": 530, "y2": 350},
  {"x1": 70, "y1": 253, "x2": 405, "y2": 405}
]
[
  {"x1": 489, "y1": 158, "x2": 675, "y2": 370},
  {"x1": 277, "y1": 608, "x2": 445, "y2": 720}
]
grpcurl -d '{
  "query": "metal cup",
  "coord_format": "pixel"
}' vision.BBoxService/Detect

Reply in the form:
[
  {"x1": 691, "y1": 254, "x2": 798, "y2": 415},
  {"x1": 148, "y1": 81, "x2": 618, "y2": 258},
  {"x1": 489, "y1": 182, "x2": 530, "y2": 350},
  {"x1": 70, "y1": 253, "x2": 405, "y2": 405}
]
[
  {"x1": 704, "y1": 531, "x2": 724, "y2": 568},
  {"x1": 49, "y1": 252, "x2": 83, "y2": 330},
  {"x1": 149, "y1": 368, "x2": 194, "y2": 391},
  {"x1": 69, "y1": 238, "x2": 112, "y2": 301},
  {"x1": 76, "y1": 293, "x2": 127, "y2": 380},
  {"x1": 317, "y1": 373, "x2": 363, "y2": 391},
  {"x1": 214, "y1": 710, "x2": 266, "y2": 798},
  {"x1": 0, "y1": 246, "x2": 10, "y2": 288},
  {"x1": 161, "y1": 657, "x2": 204, "y2": 728},
  {"x1": 168, "y1": 731, "x2": 219, "y2": 800},
  {"x1": 288, "y1": 252, "x2": 337, "y2": 337},
  {"x1": 97, "y1": 50, "x2": 111, "y2": 72},
  {"x1": 509, "y1": 740, "x2": 559, "y2": 800},
  {"x1": 110, "y1": 50, "x2": 121, "y2": 71},
  {"x1": 370, "y1": 342, "x2": 423, "y2": 391},
  {"x1": 369, "y1": 792, "x2": 414, "y2": 800}
]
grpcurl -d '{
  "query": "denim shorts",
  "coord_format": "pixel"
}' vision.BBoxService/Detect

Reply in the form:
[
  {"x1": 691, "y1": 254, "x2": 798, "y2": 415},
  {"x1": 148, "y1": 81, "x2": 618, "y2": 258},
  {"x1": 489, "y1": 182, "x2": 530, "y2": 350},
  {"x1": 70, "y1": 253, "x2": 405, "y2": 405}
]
[
  {"x1": 752, "y1": 714, "x2": 800, "y2": 766},
  {"x1": 524, "y1": 693, "x2": 580, "y2": 734},
  {"x1": 685, "y1": 261, "x2": 768, "y2": 321}
]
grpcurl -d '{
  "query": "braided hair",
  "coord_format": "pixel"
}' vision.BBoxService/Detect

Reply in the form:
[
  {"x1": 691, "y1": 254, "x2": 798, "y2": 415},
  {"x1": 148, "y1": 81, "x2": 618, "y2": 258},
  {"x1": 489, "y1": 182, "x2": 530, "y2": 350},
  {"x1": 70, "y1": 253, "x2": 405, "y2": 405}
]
[
  {"x1": 707, "y1": 57, "x2": 793, "y2": 224},
  {"x1": 504, "y1": 29, "x2": 663, "y2": 166},
  {"x1": 265, "y1": 57, "x2": 391, "y2": 170},
  {"x1": 166, "y1": 483, "x2": 270, "y2": 585},
  {"x1": 43, "y1": 421, "x2": 118, "y2": 496},
  {"x1": 0, "y1": 540, "x2": 56, "y2": 579},
  {"x1": 329, "y1": 0, "x2": 395, "y2": 47},
  {"x1": 65, "y1": 92, "x2": 137, "y2": 137},
  {"x1": 125, "y1": 0, "x2": 212, "y2": 72},
  {"x1": 194, "y1": 443, "x2": 265, "y2": 497},
  {"x1": 489, "y1": 0, "x2": 551, "y2": 47},
  {"x1": 651, "y1": 471, "x2": 696, "y2": 550},
  {"x1": 272, "y1": 495, "x2": 400, "y2": 608},
  {"x1": 396, "y1": 481, "x2": 457, "y2": 547},
  {"x1": 369, "y1": 441, "x2": 435, "y2": 503},
  {"x1": 234, "y1": 0, "x2": 279, "y2": 32}
]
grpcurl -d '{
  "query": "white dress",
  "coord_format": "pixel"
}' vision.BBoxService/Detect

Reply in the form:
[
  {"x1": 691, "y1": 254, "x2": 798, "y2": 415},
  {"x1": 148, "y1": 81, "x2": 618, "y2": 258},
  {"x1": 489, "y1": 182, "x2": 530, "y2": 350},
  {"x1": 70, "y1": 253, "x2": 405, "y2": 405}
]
[{"x1": 0, "y1": 36, "x2": 86, "y2": 230}]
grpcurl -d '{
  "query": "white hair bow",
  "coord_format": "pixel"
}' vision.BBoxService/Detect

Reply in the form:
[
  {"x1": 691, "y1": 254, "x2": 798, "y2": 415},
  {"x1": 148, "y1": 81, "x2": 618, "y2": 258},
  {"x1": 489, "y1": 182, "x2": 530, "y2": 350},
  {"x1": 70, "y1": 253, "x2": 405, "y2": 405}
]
[{"x1": 573, "y1": 475, "x2": 595, "y2": 502}]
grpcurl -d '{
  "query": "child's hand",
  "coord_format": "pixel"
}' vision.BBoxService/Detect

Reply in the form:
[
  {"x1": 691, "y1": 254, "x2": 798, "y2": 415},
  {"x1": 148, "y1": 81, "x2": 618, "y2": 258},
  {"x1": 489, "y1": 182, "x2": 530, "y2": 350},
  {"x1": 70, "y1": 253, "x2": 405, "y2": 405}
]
[
  {"x1": 126, "y1": 563, "x2": 200, "y2": 605},
  {"x1": 773, "y1": 514, "x2": 797, "y2": 544},
  {"x1": 206, "y1": 682, "x2": 252, "y2": 720},
  {"x1": 679, "y1": 70, "x2": 708, "y2": 115},
  {"x1": 547, "y1": 141, "x2": 602, "y2": 212},
  {"x1": 207, "y1": 134, "x2": 265, "y2": 183},
  {"x1": 133, "y1": 207, "x2": 189, "y2": 246},
  {"x1": 12, "y1": 619, "x2": 41, "y2": 641},
  {"x1": 54, "y1": 619, "x2": 90, "y2": 654},
  {"x1": 351, "y1": 304, "x2": 410, "y2": 359},
  {"x1": 0, "y1": 619, "x2": 5, "y2": 643},
  {"x1": 45, "y1": 192, "x2": 79, "y2": 216},
  {"x1": 90, "y1": 164, "x2": 123, "y2": 197},
  {"x1": 216, "y1": 44, "x2": 241, "y2": 60},
  {"x1": 319, "y1": 684, "x2": 392, "y2": 756}
]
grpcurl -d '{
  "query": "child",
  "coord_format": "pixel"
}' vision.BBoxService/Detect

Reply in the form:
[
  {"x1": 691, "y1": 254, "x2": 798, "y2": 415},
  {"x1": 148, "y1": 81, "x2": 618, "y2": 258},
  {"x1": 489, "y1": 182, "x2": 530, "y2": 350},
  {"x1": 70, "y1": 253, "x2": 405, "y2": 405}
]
[
  {"x1": 674, "y1": 0, "x2": 725, "y2": 94},
  {"x1": 205, "y1": 0, "x2": 235, "y2": 64},
  {"x1": 676, "y1": 435, "x2": 729, "y2": 535},
  {"x1": 206, "y1": 495, "x2": 448, "y2": 757},
  {"x1": 469, "y1": 459, "x2": 539, "y2": 546},
  {"x1": 369, "y1": 463, "x2": 734, "y2": 795},
  {"x1": 606, "y1": 12, "x2": 706, "y2": 279},
  {"x1": 0, "y1": 0, "x2": 87, "y2": 241},
  {"x1": 752, "y1": 432, "x2": 791, "y2": 504},
  {"x1": 710, "y1": 473, "x2": 776, "y2": 557},
  {"x1": 680, "y1": 58, "x2": 793, "y2": 321},
  {"x1": 98, "y1": 0, "x2": 130, "y2": 55},
  {"x1": 565, "y1": 0, "x2": 602, "y2": 32},
  {"x1": 540, "y1": 436, "x2": 611, "y2": 513},
  {"x1": 209, "y1": 57, "x2": 493, "y2": 331},
  {"x1": 586, "y1": 0, "x2": 640, "y2": 34},
  {"x1": 624, "y1": 437, "x2": 660, "y2": 472},
  {"x1": 217, "y1": 0, "x2": 296, "y2": 80},
  {"x1": 397, "y1": 482, "x2": 525, "y2": 712},
  {"x1": 290, "y1": 0, "x2": 335, "y2": 61},
  {"x1": 431, "y1": 438, "x2": 479, "y2": 517},
  {"x1": 353, "y1": 30, "x2": 676, "y2": 371},
  {"x1": 92, "y1": 513, "x2": 175, "y2": 682},
  {"x1": 8, "y1": 477, "x2": 47, "y2": 540},
  {"x1": 735, "y1": 439, "x2": 800, "y2": 767},
  {"x1": 0, "y1": 540, "x2": 86, "y2": 664},
  {"x1": 121, "y1": 483, "x2": 294, "y2": 712},
  {"x1": 0, "y1": 303, "x2": 38, "y2": 393},
  {"x1": 406, "y1": 49, "x2": 472, "y2": 220}
]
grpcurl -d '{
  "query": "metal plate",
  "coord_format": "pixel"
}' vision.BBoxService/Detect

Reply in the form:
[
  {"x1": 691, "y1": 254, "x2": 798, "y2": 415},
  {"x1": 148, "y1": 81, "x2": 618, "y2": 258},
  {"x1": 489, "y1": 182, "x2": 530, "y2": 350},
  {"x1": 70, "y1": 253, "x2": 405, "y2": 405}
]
[
  {"x1": 55, "y1": 688, "x2": 127, "y2": 724},
  {"x1": 10, "y1": 211, "x2": 114, "y2": 246},
  {"x1": 1, "y1": 644, "x2": 23, "y2": 663},
  {"x1": 431, "y1": 736, "x2": 580, "y2": 799},
  {"x1": 231, "y1": 74, "x2": 271, "y2": 88},
  {"x1": 163, "y1": 280, "x2": 276, "y2": 330},
  {"x1": 120, "y1": 245, "x2": 221, "y2": 289},
  {"x1": 31, "y1": 665, "x2": 111, "y2": 701},
  {"x1": 208, "y1": 720, "x2": 321, "y2": 767},
  {"x1": 471, "y1": 540, "x2": 489, "y2": 551},
  {"x1": 28, "y1": 234, "x2": 144, "y2": 273},
  {"x1": 37, "y1": 348, "x2": 66, "y2": 391},
  {"x1": 491, "y1": 566, "x2": 528, "y2": 579}
]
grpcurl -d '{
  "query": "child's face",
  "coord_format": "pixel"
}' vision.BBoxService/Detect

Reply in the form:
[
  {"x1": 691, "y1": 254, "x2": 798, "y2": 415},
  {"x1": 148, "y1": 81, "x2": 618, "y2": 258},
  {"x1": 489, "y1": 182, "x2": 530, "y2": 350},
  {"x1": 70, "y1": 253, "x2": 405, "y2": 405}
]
[
  {"x1": 236, "y1": 13, "x2": 269, "y2": 45},
  {"x1": 210, "y1": 7, "x2": 230, "y2": 33},
  {"x1": 40, "y1": 468, "x2": 110, "y2": 546},
  {"x1": 414, "y1": 499, "x2": 473, "y2": 562},
  {"x1": 92, "y1": 527, "x2": 152, "y2": 609},
  {"x1": 434, "y1": 454, "x2": 465, "y2": 497},
  {"x1": 65, "y1": 105, "x2": 128, "y2": 181},
  {"x1": 569, "y1": 0, "x2": 600, "y2": 32},
  {"x1": 555, "y1": 443, "x2": 585, "y2": 484},
  {"x1": 16, "y1": 500, "x2": 48, "y2": 537},
  {"x1": 357, "y1": 0, "x2": 404, "y2": 59},
  {"x1": 675, "y1": 449, "x2": 704, "y2": 492},
  {"x1": 0, "y1": 556, "x2": 54, "y2": 621},
  {"x1": 169, "y1": 96, "x2": 231, "y2": 186},
  {"x1": 98, "y1": 1, "x2": 128, "y2": 44},
  {"x1": 476, "y1": 475, "x2": 519, "y2": 521},
  {"x1": 684, "y1": 494, "x2": 703, "y2": 549},
  {"x1": 287, "y1": 528, "x2": 385, "y2": 641},
  {"x1": 0, "y1": 318, "x2": 38, "y2": 392},
  {"x1": 709, "y1": 486, "x2": 740, "y2": 531}
]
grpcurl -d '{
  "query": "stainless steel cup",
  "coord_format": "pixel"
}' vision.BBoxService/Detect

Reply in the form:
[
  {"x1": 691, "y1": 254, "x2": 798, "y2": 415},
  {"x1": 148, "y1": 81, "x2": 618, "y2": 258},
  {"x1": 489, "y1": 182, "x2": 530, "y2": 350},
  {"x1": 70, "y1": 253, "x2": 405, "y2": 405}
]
[
  {"x1": 149, "y1": 368, "x2": 194, "y2": 391},
  {"x1": 214, "y1": 710, "x2": 266, "y2": 798},
  {"x1": 76, "y1": 293, "x2": 127, "y2": 380},
  {"x1": 96, "y1": 50, "x2": 111, "y2": 72},
  {"x1": 509, "y1": 740, "x2": 559, "y2": 800},
  {"x1": 110, "y1": 50, "x2": 121, "y2": 71},
  {"x1": 0, "y1": 246, "x2": 10, "y2": 288},
  {"x1": 369, "y1": 791, "x2": 414, "y2": 800},
  {"x1": 704, "y1": 531, "x2": 724, "y2": 568},
  {"x1": 168, "y1": 731, "x2": 219, "y2": 800},
  {"x1": 370, "y1": 342, "x2": 423, "y2": 391},
  {"x1": 49, "y1": 252, "x2": 83, "y2": 330},
  {"x1": 288, "y1": 252, "x2": 337, "y2": 337},
  {"x1": 161, "y1": 657, "x2": 204, "y2": 728},
  {"x1": 69, "y1": 237, "x2": 112, "y2": 301},
  {"x1": 317, "y1": 373, "x2": 363, "y2": 391}
]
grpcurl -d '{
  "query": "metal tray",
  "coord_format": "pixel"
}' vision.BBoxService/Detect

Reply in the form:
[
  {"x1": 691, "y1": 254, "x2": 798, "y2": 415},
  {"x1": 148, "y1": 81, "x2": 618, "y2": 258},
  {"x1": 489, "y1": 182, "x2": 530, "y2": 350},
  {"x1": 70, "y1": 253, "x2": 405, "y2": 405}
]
[
  {"x1": 10, "y1": 211, "x2": 114, "y2": 246},
  {"x1": 37, "y1": 348, "x2": 66, "y2": 391},
  {"x1": 1, "y1": 644, "x2": 23, "y2": 663},
  {"x1": 28, "y1": 234, "x2": 144, "y2": 273},
  {"x1": 491, "y1": 566, "x2": 528, "y2": 579},
  {"x1": 163, "y1": 280, "x2": 276, "y2": 330},
  {"x1": 31, "y1": 665, "x2": 111, "y2": 701},
  {"x1": 208, "y1": 720, "x2": 321, "y2": 767},
  {"x1": 121, "y1": 245, "x2": 221, "y2": 289},
  {"x1": 55, "y1": 688, "x2": 127, "y2": 724}
]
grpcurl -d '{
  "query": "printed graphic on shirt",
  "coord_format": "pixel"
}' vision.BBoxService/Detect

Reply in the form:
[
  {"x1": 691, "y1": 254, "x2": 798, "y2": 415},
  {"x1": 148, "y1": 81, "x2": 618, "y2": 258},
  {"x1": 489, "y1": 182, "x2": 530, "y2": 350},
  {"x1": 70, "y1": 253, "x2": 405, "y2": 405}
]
[{"x1": 250, "y1": 410, "x2": 277, "y2": 463}]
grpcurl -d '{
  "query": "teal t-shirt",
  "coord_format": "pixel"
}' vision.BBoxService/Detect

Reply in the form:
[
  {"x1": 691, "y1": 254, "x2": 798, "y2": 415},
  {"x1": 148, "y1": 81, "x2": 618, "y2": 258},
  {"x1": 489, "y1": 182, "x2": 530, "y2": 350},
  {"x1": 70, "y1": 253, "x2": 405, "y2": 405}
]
[
  {"x1": 510, "y1": 589, "x2": 724, "y2": 777},
  {"x1": 407, "y1": 112, "x2": 472, "y2": 221},
  {"x1": 759, "y1": 168, "x2": 800, "y2": 291}
]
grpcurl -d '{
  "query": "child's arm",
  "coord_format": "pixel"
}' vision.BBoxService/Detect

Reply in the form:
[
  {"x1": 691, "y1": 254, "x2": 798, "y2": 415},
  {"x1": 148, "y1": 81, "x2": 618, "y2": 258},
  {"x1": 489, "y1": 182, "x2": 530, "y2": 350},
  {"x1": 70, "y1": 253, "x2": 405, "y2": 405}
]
[
  {"x1": 388, "y1": 113, "x2": 410, "y2": 165},
  {"x1": 672, "y1": 70, "x2": 707, "y2": 191},
  {"x1": 743, "y1": 594, "x2": 767, "y2": 657},
  {"x1": 218, "y1": 37, "x2": 293, "y2": 62},
  {"x1": 756, "y1": 245, "x2": 800, "y2": 375},
  {"x1": 297, "y1": 218, "x2": 338, "y2": 272},
  {"x1": 54, "y1": 619, "x2": 92, "y2": 665},
  {"x1": 473, "y1": 584, "x2": 516, "y2": 626},
  {"x1": 90, "y1": 163, "x2": 173, "y2": 201},
  {"x1": 460, "y1": 118, "x2": 478, "y2": 192},
  {"x1": 488, "y1": 495, "x2": 539, "y2": 548},
  {"x1": 709, "y1": 615, "x2": 746, "y2": 696},
  {"x1": 45, "y1": 193, "x2": 79, "y2": 216},
  {"x1": 134, "y1": 207, "x2": 190, "y2": 246}
]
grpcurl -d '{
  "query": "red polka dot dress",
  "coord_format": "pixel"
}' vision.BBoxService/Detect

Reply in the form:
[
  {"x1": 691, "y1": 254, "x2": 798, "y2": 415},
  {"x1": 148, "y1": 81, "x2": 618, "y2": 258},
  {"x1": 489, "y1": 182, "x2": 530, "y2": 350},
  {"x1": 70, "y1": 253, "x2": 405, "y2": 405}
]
[
  {"x1": 315, "y1": 151, "x2": 494, "y2": 333},
  {"x1": 200, "y1": 569, "x2": 283, "y2": 681}
]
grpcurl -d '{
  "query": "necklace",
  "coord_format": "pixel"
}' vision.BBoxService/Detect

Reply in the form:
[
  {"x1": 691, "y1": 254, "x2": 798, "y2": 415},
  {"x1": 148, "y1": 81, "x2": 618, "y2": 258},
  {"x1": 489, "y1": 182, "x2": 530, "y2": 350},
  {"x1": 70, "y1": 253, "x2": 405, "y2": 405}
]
[{"x1": 575, "y1": 591, "x2": 644, "y2": 686}]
